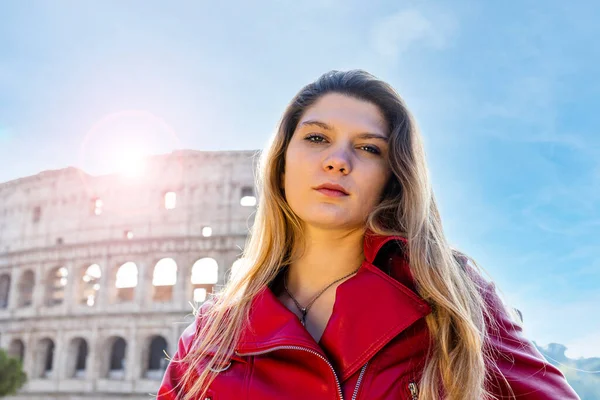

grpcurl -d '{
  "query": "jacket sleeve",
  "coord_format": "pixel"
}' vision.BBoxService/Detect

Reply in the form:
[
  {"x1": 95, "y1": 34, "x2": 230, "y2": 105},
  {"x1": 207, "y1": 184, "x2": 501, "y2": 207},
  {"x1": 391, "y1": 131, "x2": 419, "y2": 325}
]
[
  {"x1": 157, "y1": 318, "x2": 199, "y2": 399},
  {"x1": 482, "y1": 280, "x2": 581, "y2": 399}
]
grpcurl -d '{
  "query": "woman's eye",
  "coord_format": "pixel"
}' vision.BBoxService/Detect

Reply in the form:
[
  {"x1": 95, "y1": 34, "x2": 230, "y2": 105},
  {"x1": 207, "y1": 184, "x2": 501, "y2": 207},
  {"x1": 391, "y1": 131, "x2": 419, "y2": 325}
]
[
  {"x1": 361, "y1": 145, "x2": 381, "y2": 155},
  {"x1": 304, "y1": 134, "x2": 326, "y2": 143},
  {"x1": 304, "y1": 134, "x2": 380, "y2": 155}
]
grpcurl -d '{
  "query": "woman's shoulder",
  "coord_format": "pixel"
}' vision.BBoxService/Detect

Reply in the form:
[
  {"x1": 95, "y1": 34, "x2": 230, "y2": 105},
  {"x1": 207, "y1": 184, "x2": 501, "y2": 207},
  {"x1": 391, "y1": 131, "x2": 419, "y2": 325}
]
[
  {"x1": 453, "y1": 251, "x2": 496, "y2": 297},
  {"x1": 455, "y1": 254, "x2": 581, "y2": 398},
  {"x1": 451, "y1": 250, "x2": 521, "y2": 324},
  {"x1": 177, "y1": 300, "x2": 217, "y2": 352}
]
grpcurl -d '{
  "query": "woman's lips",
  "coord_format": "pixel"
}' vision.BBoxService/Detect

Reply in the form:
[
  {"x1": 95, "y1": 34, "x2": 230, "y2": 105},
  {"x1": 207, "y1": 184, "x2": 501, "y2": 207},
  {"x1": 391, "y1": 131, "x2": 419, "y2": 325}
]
[{"x1": 315, "y1": 188, "x2": 348, "y2": 197}]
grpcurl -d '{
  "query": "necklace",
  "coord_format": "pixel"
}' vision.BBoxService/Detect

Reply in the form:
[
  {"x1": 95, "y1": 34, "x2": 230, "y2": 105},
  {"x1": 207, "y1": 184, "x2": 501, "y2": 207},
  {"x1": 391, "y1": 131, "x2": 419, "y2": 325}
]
[{"x1": 283, "y1": 267, "x2": 360, "y2": 327}]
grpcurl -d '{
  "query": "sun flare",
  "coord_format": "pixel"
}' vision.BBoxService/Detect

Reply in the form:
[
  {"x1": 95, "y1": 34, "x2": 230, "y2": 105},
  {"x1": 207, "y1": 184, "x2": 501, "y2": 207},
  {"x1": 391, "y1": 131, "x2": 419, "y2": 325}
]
[{"x1": 116, "y1": 151, "x2": 146, "y2": 178}]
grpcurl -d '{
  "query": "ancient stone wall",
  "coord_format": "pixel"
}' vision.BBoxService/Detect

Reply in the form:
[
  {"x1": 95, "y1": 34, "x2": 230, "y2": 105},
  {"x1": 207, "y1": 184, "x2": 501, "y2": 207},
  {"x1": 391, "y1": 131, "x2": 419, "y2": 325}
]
[{"x1": 0, "y1": 150, "x2": 259, "y2": 399}]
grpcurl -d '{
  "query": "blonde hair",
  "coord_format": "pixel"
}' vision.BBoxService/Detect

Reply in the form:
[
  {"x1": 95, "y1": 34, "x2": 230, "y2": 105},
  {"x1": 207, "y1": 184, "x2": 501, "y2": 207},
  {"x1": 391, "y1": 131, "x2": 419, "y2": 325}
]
[{"x1": 170, "y1": 70, "x2": 512, "y2": 400}]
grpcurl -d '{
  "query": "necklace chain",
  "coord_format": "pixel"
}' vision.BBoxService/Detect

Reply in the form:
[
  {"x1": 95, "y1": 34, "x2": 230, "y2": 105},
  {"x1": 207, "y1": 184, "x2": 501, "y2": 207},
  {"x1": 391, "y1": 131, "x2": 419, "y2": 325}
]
[{"x1": 283, "y1": 267, "x2": 360, "y2": 326}]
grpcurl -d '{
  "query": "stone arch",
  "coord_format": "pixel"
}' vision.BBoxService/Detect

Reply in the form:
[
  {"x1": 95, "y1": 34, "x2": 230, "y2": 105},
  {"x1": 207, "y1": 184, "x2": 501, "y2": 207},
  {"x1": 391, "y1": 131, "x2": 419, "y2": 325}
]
[
  {"x1": 65, "y1": 337, "x2": 88, "y2": 379},
  {"x1": 44, "y1": 266, "x2": 68, "y2": 306},
  {"x1": 34, "y1": 337, "x2": 55, "y2": 379},
  {"x1": 152, "y1": 258, "x2": 177, "y2": 302},
  {"x1": 191, "y1": 257, "x2": 219, "y2": 303},
  {"x1": 0, "y1": 273, "x2": 10, "y2": 308},
  {"x1": 115, "y1": 262, "x2": 137, "y2": 302},
  {"x1": 142, "y1": 335, "x2": 168, "y2": 379},
  {"x1": 80, "y1": 264, "x2": 101, "y2": 306},
  {"x1": 8, "y1": 338, "x2": 25, "y2": 362},
  {"x1": 106, "y1": 336, "x2": 127, "y2": 379},
  {"x1": 240, "y1": 186, "x2": 256, "y2": 206},
  {"x1": 164, "y1": 191, "x2": 177, "y2": 209},
  {"x1": 18, "y1": 270, "x2": 35, "y2": 307}
]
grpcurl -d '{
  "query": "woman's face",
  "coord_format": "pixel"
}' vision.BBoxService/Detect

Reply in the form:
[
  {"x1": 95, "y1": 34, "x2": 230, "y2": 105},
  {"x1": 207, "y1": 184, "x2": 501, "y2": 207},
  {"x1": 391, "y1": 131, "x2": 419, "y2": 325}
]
[{"x1": 283, "y1": 92, "x2": 392, "y2": 231}]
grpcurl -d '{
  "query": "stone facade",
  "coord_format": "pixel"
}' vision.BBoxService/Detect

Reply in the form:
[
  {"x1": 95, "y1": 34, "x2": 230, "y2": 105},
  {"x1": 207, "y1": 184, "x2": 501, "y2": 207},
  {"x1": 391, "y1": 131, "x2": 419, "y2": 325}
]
[{"x1": 0, "y1": 150, "x2": 259, "y2": 399}]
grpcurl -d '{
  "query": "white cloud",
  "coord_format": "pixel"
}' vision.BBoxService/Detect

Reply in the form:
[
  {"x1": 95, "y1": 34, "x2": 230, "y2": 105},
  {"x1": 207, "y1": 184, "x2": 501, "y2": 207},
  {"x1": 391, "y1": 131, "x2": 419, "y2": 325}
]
[{"x1": 371, "y1": 8, "x2": 458, "y2": 59}]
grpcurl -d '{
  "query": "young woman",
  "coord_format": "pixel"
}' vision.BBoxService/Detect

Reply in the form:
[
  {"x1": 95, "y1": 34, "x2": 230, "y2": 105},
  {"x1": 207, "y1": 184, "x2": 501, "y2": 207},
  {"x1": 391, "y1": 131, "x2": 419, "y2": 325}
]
[{"x1": 158, "y1": 70, "x2": 580, "y2": 399}]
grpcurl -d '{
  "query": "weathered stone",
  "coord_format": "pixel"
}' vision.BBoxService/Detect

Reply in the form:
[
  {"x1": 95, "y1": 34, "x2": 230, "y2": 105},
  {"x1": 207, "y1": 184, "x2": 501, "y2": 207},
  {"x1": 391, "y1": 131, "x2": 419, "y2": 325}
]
[{"x1": 0, "y1": 150, "x2": 258, "y2": 399}]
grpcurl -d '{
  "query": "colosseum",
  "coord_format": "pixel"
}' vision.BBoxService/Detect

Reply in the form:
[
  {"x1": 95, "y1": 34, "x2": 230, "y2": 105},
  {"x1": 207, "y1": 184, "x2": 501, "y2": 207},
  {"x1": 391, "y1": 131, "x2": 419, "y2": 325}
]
[{"x1": 0, "y1": 149, "x2": 259, "y2": 399}]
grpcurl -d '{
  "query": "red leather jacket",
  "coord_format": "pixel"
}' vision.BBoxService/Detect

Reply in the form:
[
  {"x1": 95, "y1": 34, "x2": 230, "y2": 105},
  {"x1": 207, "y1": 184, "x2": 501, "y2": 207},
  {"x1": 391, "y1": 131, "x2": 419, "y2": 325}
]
[{"x1": 158, "y1": 233, "x2": 580, "y2": 399}]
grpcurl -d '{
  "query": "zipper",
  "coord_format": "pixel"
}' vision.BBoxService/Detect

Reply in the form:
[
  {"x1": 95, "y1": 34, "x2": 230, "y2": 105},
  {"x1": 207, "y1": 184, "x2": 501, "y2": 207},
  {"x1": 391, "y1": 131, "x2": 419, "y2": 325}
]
[
  {"x1": 236, "y1": 346, "x2": 367, "y2": 400},
  {"x1": 408, "y1": 381, "x2": 419, "y2": 400},
  {"x1": 237, "y1": 346, "x2": 343, "y2": 399},
  {"x1": 351, "y1": 362, "x2": 368, "y2": 400}
]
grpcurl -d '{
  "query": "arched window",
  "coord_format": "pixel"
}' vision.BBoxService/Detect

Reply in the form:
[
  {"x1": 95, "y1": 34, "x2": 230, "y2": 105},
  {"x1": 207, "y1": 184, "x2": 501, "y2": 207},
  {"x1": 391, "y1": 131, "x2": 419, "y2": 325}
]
[
  {"x1": 92, "y1": 198, "x2": 103, "y2": 215},
  {"x1": 191, "y1": 258, "x2": 219, "y2": 303},
  {"x1": 18, "y1": 270, "x2": 34, "y2": 307},
  {"x1": 35, "y1": 338, "x2": 54, "y2": 379},
  {"x1": 164, "y1": 192, "x2": 177, "y2": 209},
  {"x1": 152, "y1": 258, "x2": 177, "y2": 302},
  {"x1": 76, "y1": 340, "x2": 88, "y2": 371},
  {"x1": 65, "y1": 337, "x2": 88, "y2": 379},
  {"x1": 115, "y1": 262, "x2": 137, "y2": 302},
  {"x1": 0, "y1": 273, "x2": 10, "y2": 308},
  {"x1": 240, "y1": 186, "x2": 256, "y2": 206},
  {"x1": 44, "y1": 340, "x2": 55, "y2": 378},
  {"x1": 81, "y1": 264, "x2": 102, "y2": 307},
  {"x1": 8, "y1": 339, "x2": 25, "y2": 362},
  {"x1": 145, "y1": 336, "x2": 168, "y2": 379},
  {"x1": 45, "y1": 267, "x2": 68, "y2": 306},
  {"x1": 108, "y1": 337, "x2": 127, "y2": 380}
]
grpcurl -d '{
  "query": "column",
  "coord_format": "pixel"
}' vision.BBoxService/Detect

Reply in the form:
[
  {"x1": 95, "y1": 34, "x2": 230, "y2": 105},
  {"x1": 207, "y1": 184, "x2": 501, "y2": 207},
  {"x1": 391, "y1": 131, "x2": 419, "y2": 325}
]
[
  {"x1": 88, "y1": 322, "x2": 101, "y2": 384},
  {"x1": 32, "y1": 264, "x2": 44, "y2": 308},
  {"x1": 134, "y1": 260, "x2": 147, "y2": 306},
  {"x1": 7, "y1": 266, "x2": 20, "y2": 310},
  {"x1": 175, "y1": 254, "x2": 192, "y2": 310},
  {"x1": 125, "y1": 326, "x2": 138, "y2": 381},
  {"x1": 96, "y1": 256, "x2": 111, "y2": 311},
  {"x1": 133, "y1": 331, "x2": 146, "y2": 380},
  {"x1": 54, "y1": 331, "x2": 65, "y2": 382},
  {"x1": 170, "y1": 322, "x2": 181, "y2": 360},
  {"x1": 23, "y1": 332, "x2": 35, "y2": 379},
  {"x1": 65, "y1": 263, "x2": 77, "y2": 314}
]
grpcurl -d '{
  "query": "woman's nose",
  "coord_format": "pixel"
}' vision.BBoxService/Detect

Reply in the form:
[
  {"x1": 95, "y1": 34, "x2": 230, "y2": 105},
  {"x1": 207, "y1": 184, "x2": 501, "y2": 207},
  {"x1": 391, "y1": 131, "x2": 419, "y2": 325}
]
[{"x1": 322, "y1": 148, "x2": 352, "y2": 174}]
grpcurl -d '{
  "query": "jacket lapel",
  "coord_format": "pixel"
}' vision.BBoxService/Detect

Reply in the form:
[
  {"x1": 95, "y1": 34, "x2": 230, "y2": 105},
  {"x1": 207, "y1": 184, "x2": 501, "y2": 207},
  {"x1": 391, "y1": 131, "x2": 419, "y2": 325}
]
[
  {"x1": 319, "y1": 258, "x2": 431, "y2": 381},
  {"x1": 235, "y1": 284, "x2": 324, "y2": 356},
  {"x1": 235, "y1": 230, "x2": 432, "y2": 382}
]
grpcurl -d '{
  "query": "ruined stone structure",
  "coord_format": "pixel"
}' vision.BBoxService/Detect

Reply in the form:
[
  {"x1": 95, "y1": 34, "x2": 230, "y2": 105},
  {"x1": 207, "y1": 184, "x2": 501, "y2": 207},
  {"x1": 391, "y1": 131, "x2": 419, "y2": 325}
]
[{"x1": 0, "y1": 150, "x2": 259, "y2": 399}]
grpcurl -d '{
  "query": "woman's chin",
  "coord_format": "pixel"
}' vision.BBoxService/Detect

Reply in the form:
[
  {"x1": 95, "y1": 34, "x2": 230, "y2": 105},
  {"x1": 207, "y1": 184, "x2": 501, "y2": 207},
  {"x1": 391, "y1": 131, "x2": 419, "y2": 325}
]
[{"x1": 302, "y1": 215, "x2": 358, "y2": 231}]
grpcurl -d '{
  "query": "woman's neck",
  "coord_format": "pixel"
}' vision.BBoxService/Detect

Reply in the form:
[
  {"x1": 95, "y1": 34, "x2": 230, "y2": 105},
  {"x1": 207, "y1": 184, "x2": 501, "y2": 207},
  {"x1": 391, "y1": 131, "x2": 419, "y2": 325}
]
[{"x1": 284, "y1": 227, "x2": 365, "y2": 303}]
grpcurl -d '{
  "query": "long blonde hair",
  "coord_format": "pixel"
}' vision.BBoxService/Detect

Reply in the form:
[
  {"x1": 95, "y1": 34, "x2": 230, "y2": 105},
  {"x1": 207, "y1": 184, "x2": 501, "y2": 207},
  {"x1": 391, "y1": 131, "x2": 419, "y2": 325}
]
[{"x1": 171, "y1": 70, "x2": 512, "y2": 400}]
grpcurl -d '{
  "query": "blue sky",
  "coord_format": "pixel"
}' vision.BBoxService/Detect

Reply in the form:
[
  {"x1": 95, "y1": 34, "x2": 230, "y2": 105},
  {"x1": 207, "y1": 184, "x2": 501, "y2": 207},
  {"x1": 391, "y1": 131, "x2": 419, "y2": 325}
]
[{"x1": 1, "y1": 1, "x2": 599, "y2": 358}]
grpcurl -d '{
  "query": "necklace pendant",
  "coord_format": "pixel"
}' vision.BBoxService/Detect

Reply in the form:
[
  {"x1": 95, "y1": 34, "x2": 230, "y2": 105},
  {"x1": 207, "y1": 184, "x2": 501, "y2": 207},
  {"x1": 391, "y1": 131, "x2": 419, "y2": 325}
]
[{"x1": 284, "y1": 267, "x2": 359, "y2": 331}]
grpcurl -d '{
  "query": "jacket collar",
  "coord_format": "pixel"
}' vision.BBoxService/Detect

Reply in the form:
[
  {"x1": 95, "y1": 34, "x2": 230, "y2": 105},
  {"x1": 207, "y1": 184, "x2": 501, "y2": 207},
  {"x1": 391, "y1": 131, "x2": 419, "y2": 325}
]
[
  {"x1": 235, "y1": 230, "x2": 432, "y2": 381},
  {"x1": 362, "y1": 228, "x2": 407, "y2": 264}
]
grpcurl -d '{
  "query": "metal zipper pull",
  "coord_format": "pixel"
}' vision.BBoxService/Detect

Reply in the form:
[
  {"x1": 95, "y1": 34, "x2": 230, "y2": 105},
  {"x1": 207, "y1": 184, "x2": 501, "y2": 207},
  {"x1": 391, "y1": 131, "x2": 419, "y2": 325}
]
[{"x1": 408, "y1": 381, "x2": 419, "y2": 400}]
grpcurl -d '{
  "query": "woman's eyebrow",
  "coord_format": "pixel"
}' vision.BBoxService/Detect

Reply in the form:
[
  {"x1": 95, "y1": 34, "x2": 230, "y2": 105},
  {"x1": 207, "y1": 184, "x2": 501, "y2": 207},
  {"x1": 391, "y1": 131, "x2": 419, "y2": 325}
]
[
  {"x1": 355, "y1": 132, "x2": 389, "y2": 142},
  {"x1": 299, "y1": 120, "x2": 333, "y2": 131},
  {"x1": 298, "y1": 120, "x2": 389, "y2": 142}
]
